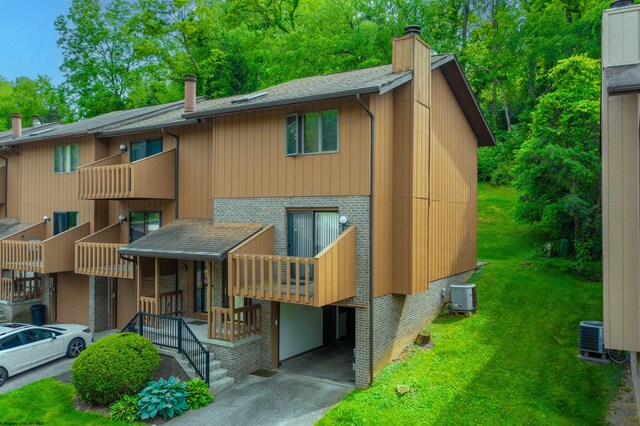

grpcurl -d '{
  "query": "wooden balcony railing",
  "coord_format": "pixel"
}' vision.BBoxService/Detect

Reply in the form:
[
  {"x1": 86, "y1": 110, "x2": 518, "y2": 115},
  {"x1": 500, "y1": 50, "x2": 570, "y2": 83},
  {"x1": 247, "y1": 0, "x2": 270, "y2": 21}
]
[
  {"x1": 139, "y1": 296, "x2": 157, "y2": 315},
  {"x1": 75, "y1": 223, "x2": 132, "y2": 279},
  {"x1": 0, "y1": 277, "x2": 42, "y2": 302},
  {"x1": 208, "y1": 304, "x2": 261, "y2": 342},
  {"x1": 159, "y1": 290, "x2": 182, "y2": 317},
  {"x1": 228, "y1": 225, "x2": 356, "y2": 307},
  {"x1": 1, "y1": 222, "x2": 91, "y2": 274},
  {"x1": 77, "y1": 150, "x2": 175, "y2": 200}
]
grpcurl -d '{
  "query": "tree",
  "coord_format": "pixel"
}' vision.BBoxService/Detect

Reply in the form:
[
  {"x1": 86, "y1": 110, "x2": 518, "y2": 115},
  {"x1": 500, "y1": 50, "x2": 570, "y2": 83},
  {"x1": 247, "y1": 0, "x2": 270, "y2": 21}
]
[
  {"x1": 512, "y1": 55, "x2": 601, "y2": 260},
  {"x1": 0, "y1": 76, "x2": 72, "y2": 130},
  {"x1": 55, "y1": 0, "x2": 144, "y2": 117}
]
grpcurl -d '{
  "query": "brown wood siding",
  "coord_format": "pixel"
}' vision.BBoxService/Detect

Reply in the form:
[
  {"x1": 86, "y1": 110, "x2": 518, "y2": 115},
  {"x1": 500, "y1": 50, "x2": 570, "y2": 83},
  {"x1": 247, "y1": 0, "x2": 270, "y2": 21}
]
[
  {"x1": 18, "y1": 135, "x2": 98, "y2": 236},
  {"x1": 100, "y1": 123, "x2": 211, "y2": 219},
  {"x1": 116, "y1": 278, "x2": 136, "y2": 329},
  {"x1": 429, "y1": 69, "x2": 478, "y2": 281},
  {"x1": 212, "y1": 97, "x2": 370, "y2": 198},
  {"x1": 372, "y1": 36, "x2": 433, "y2": 296},
  {"x1": 56, "y1": 273, "x2": 90, "y2": 325},
  {"x1": 6, "y1": 152, "x2": 21, "y2": 218},
  {"x1": 602, "y1": 92, "x2": 640, "y2": 351}
]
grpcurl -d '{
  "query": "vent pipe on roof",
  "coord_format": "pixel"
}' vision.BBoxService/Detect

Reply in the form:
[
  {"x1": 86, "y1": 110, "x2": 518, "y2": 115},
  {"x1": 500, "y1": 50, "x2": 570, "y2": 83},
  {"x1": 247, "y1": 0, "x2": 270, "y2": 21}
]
[
  {"x1": 404, "y1": 25, "x2": 421, "y2": 37},
  {"x1": 32, "y1": 116, "x2": 42, "y2": 127},
  {"x1": 611, "y1": 0, "x2": 632, "y2": 7},
  {"x1": 11, "y1": 113, "x2": 22, "y2": 138},
  {"x1": 184, "y1": 74, "x2": 197, "y2": 113}
]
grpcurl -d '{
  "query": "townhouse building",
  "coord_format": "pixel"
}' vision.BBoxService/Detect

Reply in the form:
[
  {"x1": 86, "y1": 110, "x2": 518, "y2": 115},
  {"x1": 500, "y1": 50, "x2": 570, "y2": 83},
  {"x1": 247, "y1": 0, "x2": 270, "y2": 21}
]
[{"x1": 0, "y1": 27, "x2": 493, "y2": 388}]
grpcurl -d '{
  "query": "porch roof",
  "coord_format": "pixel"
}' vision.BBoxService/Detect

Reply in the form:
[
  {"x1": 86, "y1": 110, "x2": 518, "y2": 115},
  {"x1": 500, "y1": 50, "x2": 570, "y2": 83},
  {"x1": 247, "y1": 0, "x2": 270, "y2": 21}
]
[{"x1": 118, "y1": 219, "x2": 263, "y2": 261}]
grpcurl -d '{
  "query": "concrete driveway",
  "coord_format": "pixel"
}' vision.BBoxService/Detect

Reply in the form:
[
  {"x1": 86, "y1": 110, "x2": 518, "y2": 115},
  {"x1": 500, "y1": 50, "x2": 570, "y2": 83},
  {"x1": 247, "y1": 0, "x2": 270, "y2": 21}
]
[
  {"x1": 170, "y1": 372, "x2": 353, "y2": 426},
  {"x1": 0, "y1": 356, "x2": 74, "y2": 394}
]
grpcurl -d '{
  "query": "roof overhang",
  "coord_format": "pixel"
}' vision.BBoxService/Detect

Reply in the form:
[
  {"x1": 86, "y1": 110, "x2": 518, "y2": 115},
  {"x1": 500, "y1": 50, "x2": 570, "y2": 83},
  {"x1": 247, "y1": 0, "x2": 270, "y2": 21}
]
[
  {"x1": 604, "y1": 64, "x2": 640, "y2": 95},
  {"x1": 117, "y1": 220, "x2": 263, "y2": 261},
  {"x1": 99, "y1": 118, "x2": 206, "y2": 137},
  {"x1": 431, "y1": 55, "x2": 495, "y2": 146}
]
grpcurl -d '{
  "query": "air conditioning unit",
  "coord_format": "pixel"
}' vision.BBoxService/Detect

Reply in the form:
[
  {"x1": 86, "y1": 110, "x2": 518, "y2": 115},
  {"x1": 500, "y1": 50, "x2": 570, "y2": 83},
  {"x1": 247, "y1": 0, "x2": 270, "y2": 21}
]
[
  {"x1": 578, "y1": 320, "x2": 609, "y2": 363},
  {"x1": 451, "y1": 284, "x2": 476, "y2": 313}
]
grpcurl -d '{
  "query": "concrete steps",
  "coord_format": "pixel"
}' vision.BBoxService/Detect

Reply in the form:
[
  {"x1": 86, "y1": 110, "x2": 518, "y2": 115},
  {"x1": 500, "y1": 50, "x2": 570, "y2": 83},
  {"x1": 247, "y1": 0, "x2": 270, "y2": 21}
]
[{"x1": 157, "y1": 347, "x2": 235, "y2": 394}]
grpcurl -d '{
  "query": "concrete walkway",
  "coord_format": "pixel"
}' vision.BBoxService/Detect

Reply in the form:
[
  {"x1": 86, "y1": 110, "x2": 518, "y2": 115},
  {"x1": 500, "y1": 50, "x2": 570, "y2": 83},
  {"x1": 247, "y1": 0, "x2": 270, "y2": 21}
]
[{"x1": 169, "y1": 372, "x2": 353, "y2": 426}]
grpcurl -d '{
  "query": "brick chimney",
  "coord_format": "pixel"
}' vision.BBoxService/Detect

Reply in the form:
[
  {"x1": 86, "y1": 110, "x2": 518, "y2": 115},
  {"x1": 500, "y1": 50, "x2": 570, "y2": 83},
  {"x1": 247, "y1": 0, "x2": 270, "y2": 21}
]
[
  {"x1": 11, "y1": 113, "x2": 22, "y2": 138},
  {"x1": 184, "y1": 74, "x2": 197, "y2": 113}
]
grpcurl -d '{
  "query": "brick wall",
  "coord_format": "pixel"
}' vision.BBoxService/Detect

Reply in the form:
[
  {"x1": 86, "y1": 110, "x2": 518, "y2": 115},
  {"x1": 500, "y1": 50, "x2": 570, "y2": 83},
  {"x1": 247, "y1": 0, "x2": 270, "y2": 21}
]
[
  {"x1": 0, "y1": 299, "x2": 40, "y2": 323},
  {"x1": 214, "y1": 196, "x2": 371, "y2": 386},
  {"x1": 89, "y1": 276, "x2": 110, "y2": 332},
  {"x1": 207, "y1": 336, "x2": 264, "y2": 378},
  {"x1": 372, "y1": 270, "x2": 475, "y2": 371}
]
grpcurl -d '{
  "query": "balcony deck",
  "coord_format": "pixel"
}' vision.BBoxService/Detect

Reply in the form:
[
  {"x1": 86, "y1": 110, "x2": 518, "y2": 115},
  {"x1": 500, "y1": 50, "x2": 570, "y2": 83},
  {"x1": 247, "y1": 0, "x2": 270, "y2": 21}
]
[
  {"x1": 1, "y1": 222, "x2": 90, "y2": 274},
  {"x1": 77, "y1": 149, "x2": 175, "y2": 200},
  {"x1": 75, "y1": 223, "x2": 133, "y2": 279},
  {"x1": 228, "y1": 225, "x2": 356, "y2": 307}
]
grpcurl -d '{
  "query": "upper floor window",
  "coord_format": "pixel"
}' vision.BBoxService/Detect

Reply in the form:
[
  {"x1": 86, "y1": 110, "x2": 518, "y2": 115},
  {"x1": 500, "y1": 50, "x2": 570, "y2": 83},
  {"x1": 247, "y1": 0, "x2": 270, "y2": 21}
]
[
  {"x1": 54, "y1": 144, "x2": 79, "y2": 173},
  {"x1": 286, "y1": 110, "x2": 338, "y2": 156},
  {"x1": 129, "y1": 211, "x2": 161, "y2": 242},
  {"x1": 54, "y1": 211, "x2": 78, "y2": 235},
  {"x1": 131, "y1": 138, "x2": 162, "y2": 162}
]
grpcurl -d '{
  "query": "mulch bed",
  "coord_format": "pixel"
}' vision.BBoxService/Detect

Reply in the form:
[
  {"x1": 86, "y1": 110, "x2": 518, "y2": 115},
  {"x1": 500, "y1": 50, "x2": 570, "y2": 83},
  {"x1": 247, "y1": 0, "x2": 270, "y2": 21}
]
[{"x1": 56, "y1": 354, "x2": 192, "y2": 424}]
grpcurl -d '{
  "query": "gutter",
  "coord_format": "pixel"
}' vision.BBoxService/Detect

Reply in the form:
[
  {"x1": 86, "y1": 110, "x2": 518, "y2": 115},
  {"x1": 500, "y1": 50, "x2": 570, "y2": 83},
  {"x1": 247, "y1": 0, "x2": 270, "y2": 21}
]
[{"x1": 356, "y1": 93, "x2": 375, "y2": 386}]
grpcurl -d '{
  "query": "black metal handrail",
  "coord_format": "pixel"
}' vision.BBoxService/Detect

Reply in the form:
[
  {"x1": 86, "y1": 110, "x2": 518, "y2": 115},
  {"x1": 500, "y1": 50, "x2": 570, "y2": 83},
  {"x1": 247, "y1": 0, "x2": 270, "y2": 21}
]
[{"x1": 122, "y1": 311, "x2": 210, "y2": 384}]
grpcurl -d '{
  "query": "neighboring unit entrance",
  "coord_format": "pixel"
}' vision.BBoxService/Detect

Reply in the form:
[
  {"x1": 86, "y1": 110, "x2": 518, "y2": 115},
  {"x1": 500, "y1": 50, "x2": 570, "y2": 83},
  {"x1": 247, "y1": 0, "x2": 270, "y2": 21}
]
[{"x1": 56, "y1": 273, "x2": 89, "y2": 325}]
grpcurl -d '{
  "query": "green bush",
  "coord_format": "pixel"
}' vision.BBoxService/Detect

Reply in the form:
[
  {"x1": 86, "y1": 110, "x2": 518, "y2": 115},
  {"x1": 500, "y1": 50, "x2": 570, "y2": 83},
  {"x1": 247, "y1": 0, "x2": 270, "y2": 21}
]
[
  {"x1": 185, "y1": 379, "x2": 214, "y2": 410},
  {"x1": 72, "y1": 332, "x2": 160, "y2": 406},
  {"x1": 109, "y1": 394, "x2": 140, "y2": 423},
  {"x1": 138, "y1": 376, "x2": 189, "y2": 420}
]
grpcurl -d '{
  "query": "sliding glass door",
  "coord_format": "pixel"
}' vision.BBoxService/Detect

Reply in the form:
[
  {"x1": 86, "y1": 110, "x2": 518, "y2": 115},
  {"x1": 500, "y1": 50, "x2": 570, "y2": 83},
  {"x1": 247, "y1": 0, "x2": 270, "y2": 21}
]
[{"x1": 287, "y1": 211, "x2": 339, "y2": 280}]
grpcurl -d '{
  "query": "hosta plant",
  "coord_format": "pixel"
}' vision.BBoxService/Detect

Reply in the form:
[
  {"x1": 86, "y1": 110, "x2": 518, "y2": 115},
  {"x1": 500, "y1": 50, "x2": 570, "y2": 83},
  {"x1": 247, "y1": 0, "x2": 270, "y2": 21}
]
[
  {"x1": 109, "y1": 394, "x2": 141, "y2": 422},
  {"x1": 185, "y1": 379, "x2": 214, "y2": 410},
  {"x1": 138, "y1": 376, "x2": 189, "y2": 420}
]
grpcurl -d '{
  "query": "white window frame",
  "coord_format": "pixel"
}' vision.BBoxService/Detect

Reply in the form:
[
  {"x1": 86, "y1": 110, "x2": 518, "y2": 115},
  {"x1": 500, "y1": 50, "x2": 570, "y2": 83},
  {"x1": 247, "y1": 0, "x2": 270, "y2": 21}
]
[{"x1": 285, "y1": 110, "x2": 339, "y2": 156}]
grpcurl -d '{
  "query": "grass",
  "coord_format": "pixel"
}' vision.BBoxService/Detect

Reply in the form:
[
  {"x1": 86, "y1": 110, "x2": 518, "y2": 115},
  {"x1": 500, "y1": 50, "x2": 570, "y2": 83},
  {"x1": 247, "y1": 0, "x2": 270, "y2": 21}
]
[
  {"x1": 319, "y1": 183, "x2": 623, "y2": 425},
  {"x1": 0, "y1": 378, "x2": 135, "y2": 425}
]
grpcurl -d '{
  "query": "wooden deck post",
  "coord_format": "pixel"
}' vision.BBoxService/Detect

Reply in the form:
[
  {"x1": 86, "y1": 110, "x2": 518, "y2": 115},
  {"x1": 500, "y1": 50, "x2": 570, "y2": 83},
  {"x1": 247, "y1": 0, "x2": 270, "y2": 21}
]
[
  {"x1": 136, "y1": 256, "x2": 141, "y2": 311},
  {"x1": 229, "y1": 258, "x2": 235, "y2": 343},
  {"x1": 154, "y1": 257, "x2": 159, "y2": 315}
]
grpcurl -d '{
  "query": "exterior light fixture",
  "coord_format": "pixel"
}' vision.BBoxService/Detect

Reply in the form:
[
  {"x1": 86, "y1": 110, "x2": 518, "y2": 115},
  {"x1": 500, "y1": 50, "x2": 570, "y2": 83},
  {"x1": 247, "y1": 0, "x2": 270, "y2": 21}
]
[
  {"x1": 119, "y1": 144, "x2": 127, "y2": 154},
  {"x1": 339, "y1": 215, "x2": 349, "y2": 230},
  {"x1": 42, "y1": 215, "x2": 50, "y2": 223},
  {"x1": 118, "y1": 214, "x2": 127, "y2": 224}
]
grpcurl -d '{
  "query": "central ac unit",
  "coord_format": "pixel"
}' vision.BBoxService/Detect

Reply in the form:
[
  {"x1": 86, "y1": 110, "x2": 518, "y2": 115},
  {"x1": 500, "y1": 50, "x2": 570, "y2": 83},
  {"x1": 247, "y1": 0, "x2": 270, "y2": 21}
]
[
  {"x1": 451, "y1": 284, "x2": 476, "y2": 313},
  {"x1": 579, "y1": 320, "x2": 608, "y2": 362}
]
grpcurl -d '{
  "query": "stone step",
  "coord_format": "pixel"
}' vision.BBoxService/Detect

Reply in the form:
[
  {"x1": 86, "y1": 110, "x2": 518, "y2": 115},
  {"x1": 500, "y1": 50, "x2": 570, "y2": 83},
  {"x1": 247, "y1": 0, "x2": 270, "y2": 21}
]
[{"x1": 209, "y1": 376, "x2": 235, "y2": 394}]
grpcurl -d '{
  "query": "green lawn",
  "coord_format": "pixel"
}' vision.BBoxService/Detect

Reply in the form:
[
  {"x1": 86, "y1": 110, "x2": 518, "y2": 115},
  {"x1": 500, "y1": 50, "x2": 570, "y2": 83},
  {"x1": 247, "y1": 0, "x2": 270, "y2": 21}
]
[
  {"x1": 319, "y1": 183, "x2": 622, "y2": 425},
  {"x1": 0, "y1": 378, "x2": 134, "y2": 425}
]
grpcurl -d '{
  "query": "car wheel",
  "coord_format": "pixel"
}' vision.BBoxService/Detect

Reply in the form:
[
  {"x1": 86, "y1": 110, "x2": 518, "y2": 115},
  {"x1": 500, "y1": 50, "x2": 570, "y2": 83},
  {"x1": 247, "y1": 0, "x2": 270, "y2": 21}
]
[
  {"x1": 0, "y1": 367, "x2": 7, "y2": 387},
  {"x1": 67, "y1": 338, "x2": 85, "y2": 358}
]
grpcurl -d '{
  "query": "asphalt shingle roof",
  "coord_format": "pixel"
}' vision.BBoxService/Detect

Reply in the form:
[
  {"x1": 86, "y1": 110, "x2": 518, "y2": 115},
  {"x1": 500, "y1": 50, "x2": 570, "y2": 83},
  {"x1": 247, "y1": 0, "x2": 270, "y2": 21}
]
[
  {"x1": 184, "y1": 64, "x2": 413, "y2": 120},
  {"x1": 118, "y1": 219, "x2": 263, "y2": 261}
]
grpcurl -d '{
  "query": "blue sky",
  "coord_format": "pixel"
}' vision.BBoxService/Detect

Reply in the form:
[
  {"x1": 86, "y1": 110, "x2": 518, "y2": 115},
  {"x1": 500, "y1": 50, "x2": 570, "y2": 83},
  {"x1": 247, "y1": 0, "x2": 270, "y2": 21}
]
[{"x1": 0, "y1": 0, "x2": 72, "y2": 85}]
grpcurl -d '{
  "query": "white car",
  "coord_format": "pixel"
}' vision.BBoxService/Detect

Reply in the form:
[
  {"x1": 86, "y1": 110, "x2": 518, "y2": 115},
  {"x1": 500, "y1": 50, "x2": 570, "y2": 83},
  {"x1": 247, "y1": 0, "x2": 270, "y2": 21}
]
[{"x1": 0, "y1": 323, "x2": 93, "y2": 387}]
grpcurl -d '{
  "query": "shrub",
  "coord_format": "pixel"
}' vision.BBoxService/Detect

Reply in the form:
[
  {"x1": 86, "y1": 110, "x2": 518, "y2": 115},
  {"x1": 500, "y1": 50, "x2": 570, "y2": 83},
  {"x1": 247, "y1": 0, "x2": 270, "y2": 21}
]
[
  {"x1": 138, "y1": 376, "x2": 189, "y2": 420},
  {"x1": 109, "y1": 394, "x2": 140, "y2": 423},
  {"x1": 185, "y1": 379, "x2": 214, "y2": 410},
  {"x1": 72, "y1": 332, "x2": 160, "y2": 406}
]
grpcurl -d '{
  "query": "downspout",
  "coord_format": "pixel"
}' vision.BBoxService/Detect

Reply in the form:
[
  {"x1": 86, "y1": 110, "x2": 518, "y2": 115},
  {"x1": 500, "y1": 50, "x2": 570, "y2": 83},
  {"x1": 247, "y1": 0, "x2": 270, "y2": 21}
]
[
  {"x1": 163, "y1": 128, "x2": 180, "y2": 292},
  {"x1": 356, "y1": 93, "x2": 375, "y2": 386},
  {"x1": 0, "y1": 155, "x2": 8, "y2": 217}
]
